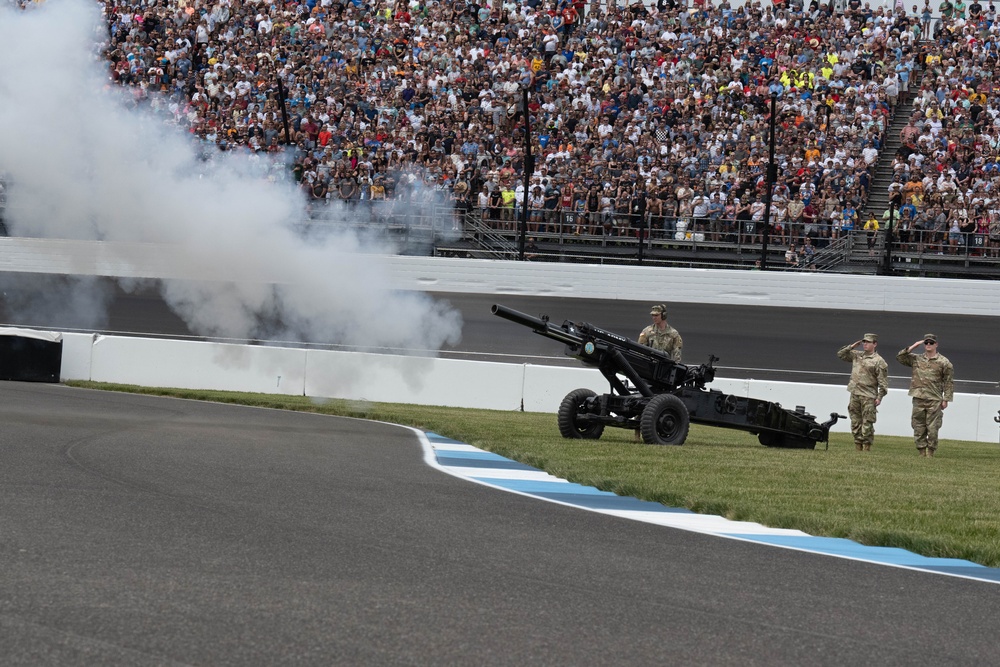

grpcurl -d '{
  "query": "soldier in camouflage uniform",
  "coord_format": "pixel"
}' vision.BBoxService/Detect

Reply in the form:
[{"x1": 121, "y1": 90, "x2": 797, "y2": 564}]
[
  {"x1": 837, "y1": 333, "x2": 888, "y2": 451},
  {"x1": 896, "y1": 333, "x2": 955, "y2": 457},
  {"x1": 638, "y1": 304, "x2": 682, "y2": 362}
]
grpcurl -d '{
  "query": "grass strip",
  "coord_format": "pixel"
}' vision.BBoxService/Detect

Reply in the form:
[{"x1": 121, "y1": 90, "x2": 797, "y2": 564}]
[{"x1": 69, "y1": 381, "x2": 1000, "y2": 568}]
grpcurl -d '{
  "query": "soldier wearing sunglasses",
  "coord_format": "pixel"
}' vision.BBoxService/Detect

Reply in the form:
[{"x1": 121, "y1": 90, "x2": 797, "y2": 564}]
[{"x1": 897, "y1": 334, "x2": 955, "y2": 457}]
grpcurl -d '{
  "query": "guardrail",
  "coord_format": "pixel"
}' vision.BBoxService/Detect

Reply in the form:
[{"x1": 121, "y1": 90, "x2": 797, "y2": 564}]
[{"x1": 4, "y1": 200, "x2": 999, "y2": 278}]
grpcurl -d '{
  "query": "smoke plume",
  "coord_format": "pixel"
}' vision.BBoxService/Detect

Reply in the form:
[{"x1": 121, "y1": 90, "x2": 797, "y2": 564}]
[{"x1": 0, "y1": 0, "x2": 462, "y2": 353}]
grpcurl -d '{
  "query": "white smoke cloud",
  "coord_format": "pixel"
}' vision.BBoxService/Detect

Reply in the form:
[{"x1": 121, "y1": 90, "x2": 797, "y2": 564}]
[{"x1": 0, "y1": 0, "x2": 462, "y2": 352}]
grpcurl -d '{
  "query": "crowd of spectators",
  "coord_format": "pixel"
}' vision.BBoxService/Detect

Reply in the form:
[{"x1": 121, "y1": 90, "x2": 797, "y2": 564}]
[
  {"x1": 886, "y1": 0, "x2": 1000, "y2": 257},
  {"x1": 10, "y1": 0, "x2": 1000, "y2": 258}
]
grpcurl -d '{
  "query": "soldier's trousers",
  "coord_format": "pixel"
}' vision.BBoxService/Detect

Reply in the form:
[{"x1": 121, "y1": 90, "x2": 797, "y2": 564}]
[
  {"x1": 848, "y1": 394, "x2": 878, "y2": 446},
  {"x1": 911, "y1": 398, "x2": 944, "y2": 452}
]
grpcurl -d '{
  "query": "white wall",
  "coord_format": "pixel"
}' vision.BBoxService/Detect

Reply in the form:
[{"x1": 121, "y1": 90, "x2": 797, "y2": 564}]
[
  {"x1": 4, "y1": 239, "x2": 1000, "y2": 315},
  {"x1": 57, "y1": 334, "x2": 1000, "y2": 444},
  {"x1": 385, "y1": 257, "x2": 1000, "y2": 317}
]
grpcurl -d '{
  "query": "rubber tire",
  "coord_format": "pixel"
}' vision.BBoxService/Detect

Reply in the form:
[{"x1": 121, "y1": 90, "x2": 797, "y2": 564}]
[
  {"x1": 640, "y1": 394, "x2": 690, "y2": 445},
  {"x1": 557, "y1": 388, "x2": 605, "y2": 440}
]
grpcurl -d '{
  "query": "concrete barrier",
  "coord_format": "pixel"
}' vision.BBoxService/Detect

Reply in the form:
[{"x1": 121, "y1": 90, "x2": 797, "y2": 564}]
[
  {"x1": 59, "y1": 334, "x2": 1000, "y2": 444},
  {"x1": 384, "y1": 257, "x2": 1000, "y2": 317},
  {"x1": 4, "y1": 239, "x2": 1000, "y2": 315}
]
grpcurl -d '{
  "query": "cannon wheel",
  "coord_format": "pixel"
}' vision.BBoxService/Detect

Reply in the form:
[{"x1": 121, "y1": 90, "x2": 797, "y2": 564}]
[
  {"x1": 557, "y1": 388, "x2": 605, "y2": 440},
  {"x1": 758, "y1": 432, "x2": 817, "y2": 449},
  {"x1": 640, "y1": 394, "x2": 689, "y2": 445}
]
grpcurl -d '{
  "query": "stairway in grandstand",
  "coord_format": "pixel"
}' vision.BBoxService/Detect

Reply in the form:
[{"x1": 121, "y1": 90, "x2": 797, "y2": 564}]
[
  {"x1": 834, "y1": 69, "x2": 924, "y2": 274},
  {"x1": 863, "y1": 70, "x2": 923, "y2": 221}
]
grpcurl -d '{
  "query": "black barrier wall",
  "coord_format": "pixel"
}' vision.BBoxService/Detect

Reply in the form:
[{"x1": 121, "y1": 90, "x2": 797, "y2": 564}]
[{"x1": 0, "y1": 332, "x2": 62, "y2": 382}]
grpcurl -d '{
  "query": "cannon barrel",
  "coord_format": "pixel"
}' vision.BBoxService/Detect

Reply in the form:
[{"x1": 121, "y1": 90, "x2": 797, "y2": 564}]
[
  {"x1": 492, "y1": 304, "x2": 583, "y2": 347},
  {"x1": 491, "y1": 304, "x2": 549, "y2": 330}
]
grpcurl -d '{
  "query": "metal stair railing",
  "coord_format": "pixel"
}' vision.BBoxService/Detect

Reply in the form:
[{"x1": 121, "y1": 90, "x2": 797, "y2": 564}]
[
  {"x1": 458, "y1": 212, "x2": 520, "y2": 259},
  {"x1": 808, "y1": 234, "x2": 852, "y2": 271},
  {"x1": 845, "y1": 229, "x2": 885, "y2": 272}
]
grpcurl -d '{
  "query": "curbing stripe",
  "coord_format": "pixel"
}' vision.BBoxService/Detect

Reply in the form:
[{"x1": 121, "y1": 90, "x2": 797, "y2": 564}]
[{"x1": 421, "y1": 432, "x2": 1000, "y2": 585}]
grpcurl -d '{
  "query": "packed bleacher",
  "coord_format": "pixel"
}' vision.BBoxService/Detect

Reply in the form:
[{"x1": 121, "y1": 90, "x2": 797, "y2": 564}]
[
  {"x1": 8, "y1": 0, "x2": 1000, "y2": 265},
  {"x1": 888, "y1": 0, "x2": 1000, "y2": 259}
]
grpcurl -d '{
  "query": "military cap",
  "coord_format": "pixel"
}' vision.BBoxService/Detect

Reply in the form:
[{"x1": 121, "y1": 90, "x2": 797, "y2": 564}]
[
  {"x1": 923, "y1": 333, "x2": 938, "y2": 343},
  {"x1": 650, "y1": 304, "x2": 668, "y2": 316},
  {"x1": 862, "y1": 333, "x2": 878, "y2": 343}
]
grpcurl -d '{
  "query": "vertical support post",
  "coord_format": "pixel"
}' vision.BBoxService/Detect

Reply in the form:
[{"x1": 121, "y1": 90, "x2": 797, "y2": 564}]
[
  {"x1": 518, "y1": 87, "x2": 533, "y2": 261},
  {"x1": 276, "y1": 76, "x2": 292, "y2": 147},
  {"x1": 760, "y1": 92, "x2": 778, "y2": 271},
  {"x1": 637, "y1": 218, "x2": 645, "y2": 264},
  {"x1": 881, "y1": 203, "x2": 895, "y2": 275}
]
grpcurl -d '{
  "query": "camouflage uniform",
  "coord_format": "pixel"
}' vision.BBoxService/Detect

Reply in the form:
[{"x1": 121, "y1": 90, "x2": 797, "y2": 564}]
[
  {"x1": 639, "y1": 323, "x2": 683, "y2": 362},
  {"x1": 896, "y1": 341, "x2": 954, "y2": 455},
  {"x1": 837, "y1": 337, "x2": 888, "y2": 450}
]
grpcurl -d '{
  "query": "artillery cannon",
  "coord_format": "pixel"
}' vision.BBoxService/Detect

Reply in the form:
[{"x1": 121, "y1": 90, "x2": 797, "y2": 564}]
[{"x1": 492, "y1": 304, "x2": 842, "y2": 448}]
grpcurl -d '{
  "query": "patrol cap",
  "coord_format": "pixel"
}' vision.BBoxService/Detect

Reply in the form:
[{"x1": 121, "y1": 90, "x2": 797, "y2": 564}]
[
  {"x1": 923, "y1": 333, "x2": 938, "y2": 343},
  {"x1": 862, "y1": 333, "x2": 878, "y2": 343},
  {"x1": 650, "y1": 304, "x2": 668, "y2": 316}
]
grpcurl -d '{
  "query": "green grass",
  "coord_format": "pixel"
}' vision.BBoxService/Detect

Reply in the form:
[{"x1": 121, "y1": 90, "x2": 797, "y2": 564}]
[{"x1": 69, "y1": 381, "x2": 1000, "y2": 568}]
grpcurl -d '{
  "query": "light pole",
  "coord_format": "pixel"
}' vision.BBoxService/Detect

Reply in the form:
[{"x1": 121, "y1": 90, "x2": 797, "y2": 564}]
[
  {"x1": 881, "y1": 200, "x2": 896, "y2": 275},
  {"x1": 760, "y1": 92, "x2": 778, "y2": 271},
  {"x1": 518, "y1": 87, "x2": 533, "y2": 261},
  {"x1": 275, "y1": 75, "x2": 292, "y2": 147}
]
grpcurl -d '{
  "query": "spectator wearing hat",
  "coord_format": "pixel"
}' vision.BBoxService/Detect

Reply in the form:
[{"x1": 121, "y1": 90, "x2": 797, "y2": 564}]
[
  {"x1": 94, "y1": 0, "x2": 923, "y2": 245},
  {"x1": 896, "y1": 334, "x2": 955, "y2": 457},
  {"x1": 837, "y1": 334, "x2": 889, "y2": 451},
  {"x1": 638, "y1": 304, "x2": 682, "y2": 362}
]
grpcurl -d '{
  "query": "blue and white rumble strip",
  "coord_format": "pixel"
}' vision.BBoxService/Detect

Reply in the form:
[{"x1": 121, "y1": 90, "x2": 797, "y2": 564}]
[{"x1": 420, "y1": 432, "x2": 1000, "y2": 585}]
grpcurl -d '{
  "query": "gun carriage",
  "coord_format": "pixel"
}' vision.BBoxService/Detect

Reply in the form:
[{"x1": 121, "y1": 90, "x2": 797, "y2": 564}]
[{"x1": 492, "y1": 304, "x2": 842, "y2": 449}]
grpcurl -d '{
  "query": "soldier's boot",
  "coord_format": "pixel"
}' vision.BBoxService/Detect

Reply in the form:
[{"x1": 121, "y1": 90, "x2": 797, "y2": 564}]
[
  {"x1": 918, "y1": 448, "x2": 927, "y2": 457},
  {"x1": 863, "y1": 444, "x2": 871, "y2": 451},
  {"x1": 855, "y1": 442, "x2": 864, "y2": 451},
  {"x1": 927, "y1": 448, "x2": 935, "y2": 457}
]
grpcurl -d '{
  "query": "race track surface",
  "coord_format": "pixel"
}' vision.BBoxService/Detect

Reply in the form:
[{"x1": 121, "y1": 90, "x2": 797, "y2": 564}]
[{"x1": 3, "y1": 383, "x2": 999, "y2": 665}]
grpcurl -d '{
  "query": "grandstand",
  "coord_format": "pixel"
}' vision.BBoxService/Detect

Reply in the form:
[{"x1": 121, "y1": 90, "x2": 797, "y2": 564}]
[{"x1": 4, "y1": 0, "x2": 1000, "y2": 279}]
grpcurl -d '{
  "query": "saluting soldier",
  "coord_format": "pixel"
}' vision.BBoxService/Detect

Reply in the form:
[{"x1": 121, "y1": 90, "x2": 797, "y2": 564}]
[
  {"x1": 896, "y1": 334, "x2": 955, "y2": 457},
  {"x1": 638, "y1": 304, "x2": 682, "y2": 362},
  {"x1": 837, "y1": 333, "x2": 889, "y2": 451}
]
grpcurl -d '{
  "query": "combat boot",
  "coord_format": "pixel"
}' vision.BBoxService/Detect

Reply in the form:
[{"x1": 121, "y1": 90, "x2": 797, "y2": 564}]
[
  {"x1": 918, "y1": 448, "x2": 927, "y2": 457},
  {"x1": 863, "y1": 444, "x2": 871, "y2": 451},
  {"x1": 855, "y1": 442, "x2": 864, "y2": 451},
  {"x1": 927, "y1": 448, "x2": 935, "y2": 457}
]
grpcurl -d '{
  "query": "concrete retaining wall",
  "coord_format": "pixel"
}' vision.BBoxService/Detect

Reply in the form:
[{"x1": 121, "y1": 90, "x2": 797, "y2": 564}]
[
  {"x1": 60, "y1": 333, "x2": 1000, "y2": 444},
  {"x1": 385, "y1": 256, "x2": 1000, "y2": 316},
  {"x1": 4, "y1": 239, "x2": 1000, "y2": 315}
]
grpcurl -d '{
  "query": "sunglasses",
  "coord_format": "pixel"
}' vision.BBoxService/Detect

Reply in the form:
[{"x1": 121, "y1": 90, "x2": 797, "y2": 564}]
[{"x1": 924, "y1": 340, "x2": 937, "y2": 345}]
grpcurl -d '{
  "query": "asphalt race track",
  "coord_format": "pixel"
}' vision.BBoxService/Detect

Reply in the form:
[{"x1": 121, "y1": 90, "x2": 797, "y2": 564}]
[
  {"x1": 0, "y1": 277, "x2": 997, "y2": 393},
  {"x1": 3, "y1": 383, "x2": 1000, "y2": 665}
]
